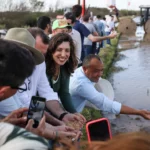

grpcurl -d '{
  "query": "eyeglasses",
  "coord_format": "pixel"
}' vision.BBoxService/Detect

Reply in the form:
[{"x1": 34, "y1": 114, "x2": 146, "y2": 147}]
[{"x1": 11, "y1": 82, "x2": 27, "y2": 93}]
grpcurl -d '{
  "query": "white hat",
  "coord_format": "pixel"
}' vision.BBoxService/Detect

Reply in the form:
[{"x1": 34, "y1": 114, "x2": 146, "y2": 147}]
[{"x1": 95, "y1": 77, "x2": 114, "y2": 100}]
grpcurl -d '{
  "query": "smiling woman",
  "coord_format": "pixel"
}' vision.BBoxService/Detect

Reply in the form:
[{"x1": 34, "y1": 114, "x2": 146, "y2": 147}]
[{"x1": 45, "y1": 33, "x2": 78, "y2": 113}]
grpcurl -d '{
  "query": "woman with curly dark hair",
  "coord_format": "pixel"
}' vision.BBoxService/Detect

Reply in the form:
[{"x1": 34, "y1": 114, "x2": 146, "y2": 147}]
[{"x1": 45, "y1": 33, "x2": 78, "y2": 114}]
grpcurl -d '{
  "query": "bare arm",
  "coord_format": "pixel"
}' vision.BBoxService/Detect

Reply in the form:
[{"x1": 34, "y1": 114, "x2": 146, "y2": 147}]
[
  {"x1": 88, "y1": 32, "x2": 117, "y2": 42},
  {"x1": 46, "y1": 100, "x2": 65, "y2": 118},
  {"x1": 44, "y1": 111, "x2": 64, "y2": 126},
  {"x1": 120, "y1": 105, "x2": 150, "y2": 120},
  {"x1": 93, "y1": 31, "x2": 99, "y2": 36},
  {"x1": 120, "y1": 105, "x2": 141, "y2": 115}
]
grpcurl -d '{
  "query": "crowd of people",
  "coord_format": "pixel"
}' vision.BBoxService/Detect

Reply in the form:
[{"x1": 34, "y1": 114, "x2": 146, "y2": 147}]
[{"x1": 0, "y1": 4, "x2": 150, "y2": 150}]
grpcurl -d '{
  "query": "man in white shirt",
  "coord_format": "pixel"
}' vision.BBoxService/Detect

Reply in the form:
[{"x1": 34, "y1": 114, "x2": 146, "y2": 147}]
[
  {"x1": 1, "y1": 28, "x2": 85, "y2": 125},
  {"x1": 69, "y1": 54, "x2": 150, "y2": 120},
  {"x1": 0, "y1": 39, "x2": 49, "y2": 149},
  {"x1": 105, "y1": 15, "x2": 115, "y2": 44}
]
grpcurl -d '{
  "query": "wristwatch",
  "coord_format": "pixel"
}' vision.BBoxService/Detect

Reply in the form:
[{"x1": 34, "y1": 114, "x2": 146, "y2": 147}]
[{"x1": 58, "y1": 112, "x2": 68, "y2": 120}]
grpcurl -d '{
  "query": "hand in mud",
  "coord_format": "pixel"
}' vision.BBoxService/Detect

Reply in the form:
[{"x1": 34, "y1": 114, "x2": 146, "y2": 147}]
[{"x1": 139, "y1": 110, "x2": 150, "y2": 119}]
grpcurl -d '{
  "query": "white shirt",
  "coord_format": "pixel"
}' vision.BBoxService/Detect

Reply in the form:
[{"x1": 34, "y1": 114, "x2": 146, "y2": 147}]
[
  {"x1": 0, "y1": 62, "x2": 59, "y2": 116},
  {"x1": 0, "y1": 94, "x2": 22, "y2": 117},
  {"x1": 17, "y1": 62, "x2": 58, "y2": 107},
  {"x1": 105, "y1": 20, "x2": 115, "y2": 32},
  {"x1": 69, "y1": 67, "x2": 121, "y2": 113},
  {"x1": 69, "y1": 29, "x2": 82, "y2": 62}
]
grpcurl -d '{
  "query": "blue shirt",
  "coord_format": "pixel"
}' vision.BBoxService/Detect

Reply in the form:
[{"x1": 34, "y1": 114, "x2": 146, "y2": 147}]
[
  {"x1": 94, "y1": 20, "x2": 104, "y2": 35},
  {"x1": 73, "y1": 20, "x2": 91, "y2": 51},
  {"x1": 69, "y1": 67, "x2": 121, "y2": 113}
]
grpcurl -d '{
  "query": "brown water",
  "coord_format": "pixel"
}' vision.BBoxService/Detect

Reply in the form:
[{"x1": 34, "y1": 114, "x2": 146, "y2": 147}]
[{"x1": 109, "y1": 37, "x2": 150, "y2": 135}]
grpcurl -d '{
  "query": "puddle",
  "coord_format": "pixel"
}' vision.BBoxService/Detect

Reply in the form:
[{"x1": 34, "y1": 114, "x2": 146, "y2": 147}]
[{"x1": 109, "y1": 44, "x2": 150, "y2": 135}]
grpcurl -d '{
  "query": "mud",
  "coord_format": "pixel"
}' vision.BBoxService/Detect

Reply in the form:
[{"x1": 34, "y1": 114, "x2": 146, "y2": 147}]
[{"x1": 108, "y1": 35, "x2": 150, "y2": 135}]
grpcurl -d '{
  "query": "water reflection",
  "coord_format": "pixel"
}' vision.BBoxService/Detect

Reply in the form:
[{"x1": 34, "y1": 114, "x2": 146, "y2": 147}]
[{"x1": 110, "y1": 43, "x2": 150, "y2": 134}]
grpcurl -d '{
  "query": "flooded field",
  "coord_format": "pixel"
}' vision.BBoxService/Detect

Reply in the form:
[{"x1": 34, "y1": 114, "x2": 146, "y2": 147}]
[{"x1": 109, "y1": 34, "x2": 150, "y2": 135}]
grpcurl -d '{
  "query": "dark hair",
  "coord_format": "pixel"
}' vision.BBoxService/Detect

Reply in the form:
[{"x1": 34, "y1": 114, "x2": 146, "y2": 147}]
[
  {"x1": 45, "y1": 33, "x2": 78, "y2": 76},
  {"x1": 83, "y1": 14, "x2": 90, "y2": 22},
  {"x1": 64, "y1": 12, "x2": 76, "y2": 24},
  {"x1": 97, "y1": 15, "x2": 101, "y2": 19},
  {"x1": 72, "y1": 5, "x2": 82, "y2": 18},
  {"x1": 28, "y1": 27, "x2": 49, "y2": 45},
  {"x1": 86, "y1": 132, "x2": 150, "y2": 150},
  {"x1": 37, "y1": 16, "x2": 51, "y2": 30},
  {"x1": 103, "y1": 17, "x2": 106, "y2": 20},
  {"x1": 0, "y1": 39, "x2": 35, "y2": 87},
  {"x1": 53, "y1": 132, "x2": 150, "y2": 150},
  {"x1": 82, "y1": 54, "x2": 102, "y2": 67}
]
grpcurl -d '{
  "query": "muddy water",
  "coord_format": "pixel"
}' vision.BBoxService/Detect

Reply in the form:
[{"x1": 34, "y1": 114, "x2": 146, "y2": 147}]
[{"x1": 109, "y1": 37, "x2": 150, "y2": 135}]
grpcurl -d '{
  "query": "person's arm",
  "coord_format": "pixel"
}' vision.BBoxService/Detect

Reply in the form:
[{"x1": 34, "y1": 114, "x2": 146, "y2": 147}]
[
  {"x1": 46, "y1": 100, "x2": 65, "y2": 118},
  {"x1": 58, "y1": 72, "x2": 77, "y2": 113},
  {"x1": 78, "y1": 81, "x2": 121, "y2": 114},
  {"x1": 120, "y1": 105, "x2": 150, "y2": 120},
  {"x1": 88, "y1": 32, "x2": 116, "y2": 42},
  {"x1": 79, "y1": 82, "x2": 150, "y2": 119},
  {"x1": 93, "y1": 31, "x2": 99, "y2": 36},
  {"x1": 44, "y1": 111, "x2": 64, "y2": 126},
  {"x1": 37, "y1": 62, "x2": 64, "y2": 117},
  {"x1": 37, "y1": 62, "x2": 59, "y2": 103},
  {"x1": 46, "y1": 100, "x2": 86, "y2": 126}
]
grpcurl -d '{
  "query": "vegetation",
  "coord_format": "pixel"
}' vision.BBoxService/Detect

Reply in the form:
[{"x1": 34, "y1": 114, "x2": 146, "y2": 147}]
[{"x1": 0, "y1": 0, "x2": 140, "y2": 29}]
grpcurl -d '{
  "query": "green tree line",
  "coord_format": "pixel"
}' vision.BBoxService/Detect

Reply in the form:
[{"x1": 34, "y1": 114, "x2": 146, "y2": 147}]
[{"x1": 0, "y1": 7, "x2": 139, "y2": 29}]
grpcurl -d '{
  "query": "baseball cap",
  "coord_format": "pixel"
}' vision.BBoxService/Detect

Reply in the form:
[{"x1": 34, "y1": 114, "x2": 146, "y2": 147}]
[{"x1": 52, "y1": 19, "x2": 72, "y2": 30}]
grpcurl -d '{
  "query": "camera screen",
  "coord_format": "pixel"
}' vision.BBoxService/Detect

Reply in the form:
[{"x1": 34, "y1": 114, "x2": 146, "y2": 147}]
[
  {"x1": 28, "y1": 97, "x2": 45, "y2": 126},
  {"x1": 88, "y1": 120, "x2": 110, "y2": 141}
]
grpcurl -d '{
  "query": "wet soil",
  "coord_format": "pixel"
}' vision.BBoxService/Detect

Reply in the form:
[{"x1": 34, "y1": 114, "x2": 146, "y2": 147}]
[{"x1": 109, "y1": 35, "x2": 150, "y2": 135}]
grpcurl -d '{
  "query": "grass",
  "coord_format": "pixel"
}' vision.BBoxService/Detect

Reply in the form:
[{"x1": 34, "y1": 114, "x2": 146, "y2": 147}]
[{"x1": 81, "y1": 108, "x2": 102, "y2": 140}]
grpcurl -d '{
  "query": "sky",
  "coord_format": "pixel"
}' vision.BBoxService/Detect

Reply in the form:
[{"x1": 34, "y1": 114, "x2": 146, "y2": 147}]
[{"x1": 44, "y1": 0, "x2": 150, "y2": 10}]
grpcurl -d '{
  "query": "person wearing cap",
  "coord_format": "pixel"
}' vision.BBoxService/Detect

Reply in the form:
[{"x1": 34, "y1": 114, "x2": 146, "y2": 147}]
[
  {"x1": 0, "y1": 39, "x2": 49, "y2": 150},
  {"x1": 69, "y1": 54, "x2": 150, "y2": 120},
  {"x1": 49, "y1": 19, "x2": 71, "y2": 39}
]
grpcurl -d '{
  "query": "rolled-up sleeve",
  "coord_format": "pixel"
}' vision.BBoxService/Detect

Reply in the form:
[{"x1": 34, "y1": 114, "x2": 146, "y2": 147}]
[
  {"x1": 37, "y1": 62, "x2": 59, "y2": 101},
  {"x1": 78, "y1": 82, "x2": 121, "y2": 114}
]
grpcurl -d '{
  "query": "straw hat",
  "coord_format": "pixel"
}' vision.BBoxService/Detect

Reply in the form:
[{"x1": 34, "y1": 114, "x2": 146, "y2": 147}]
[{"x1": 4, "y1": 28, "x2": 44, "y2": 65}]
